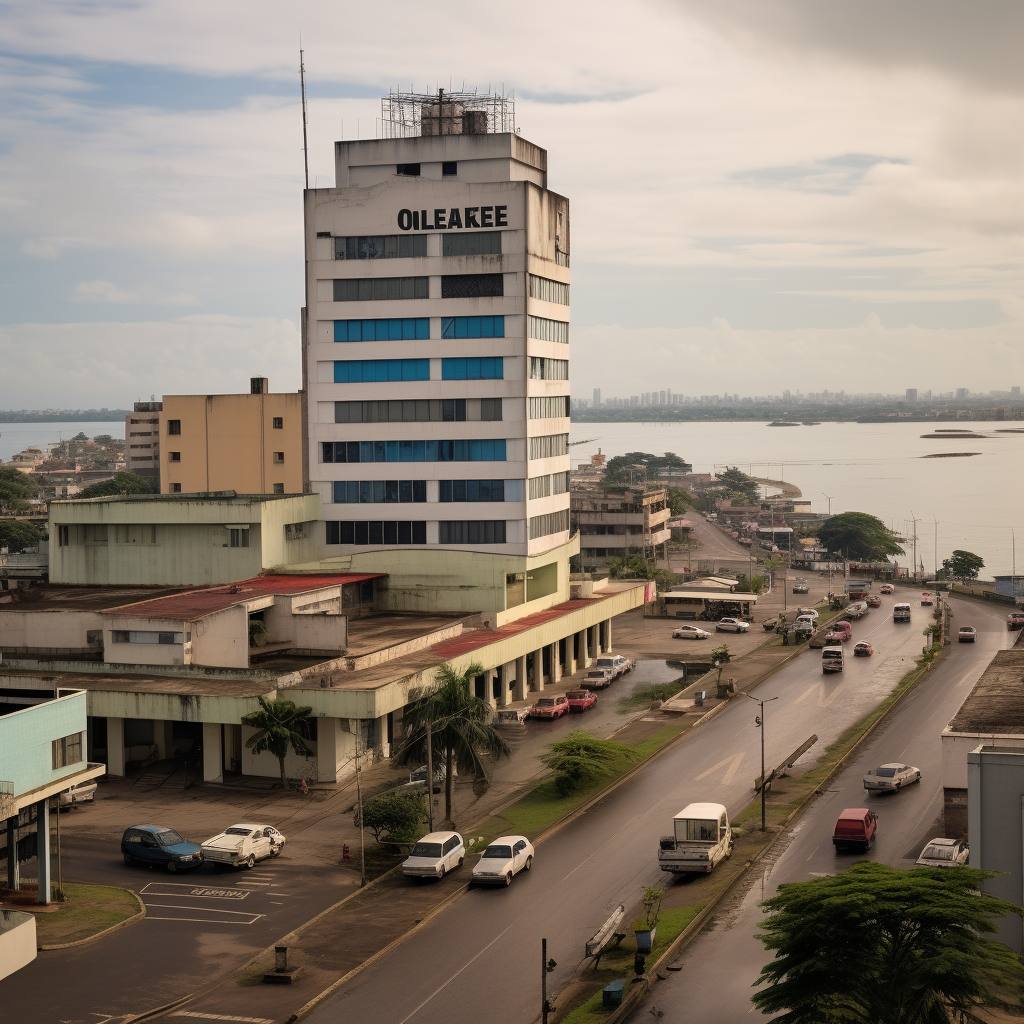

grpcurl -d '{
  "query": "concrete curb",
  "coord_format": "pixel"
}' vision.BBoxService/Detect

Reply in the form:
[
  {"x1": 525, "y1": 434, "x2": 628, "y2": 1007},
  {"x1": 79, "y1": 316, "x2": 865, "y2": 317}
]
[
  {"x1": 37, "y1": 885, "x2": 146, "y2": 951},
  {"x1": 124, "y1": 993, "x2": 196, "y2": 1023},
  {"x1": 600, "y1": 644, "x2": 949, "y2": 1024}
]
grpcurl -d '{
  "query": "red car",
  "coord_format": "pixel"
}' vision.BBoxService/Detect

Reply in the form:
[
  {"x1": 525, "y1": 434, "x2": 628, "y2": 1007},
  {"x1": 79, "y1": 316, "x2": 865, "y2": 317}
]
[
  {"x1": 825, "y1": 620, "x2": 853, "y2": 643},
  {"x1": 833, "y1": 807, "x2": 877, "y2": 853},
  {"x1": 528, "y1": 695, "x2": 569, "y2": 720},
  {"x1": 565, "y1": 689, "x2": 597, "y2": 713},
  {"x1": 866, "y1": 595, "x2": 882, "y2": 608}
]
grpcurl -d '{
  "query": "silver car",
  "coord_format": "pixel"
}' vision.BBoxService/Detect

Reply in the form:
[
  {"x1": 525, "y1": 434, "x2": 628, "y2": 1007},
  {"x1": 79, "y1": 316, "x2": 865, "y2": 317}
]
[
  {"x1": 673, "y1": 624, "x2": 711, "y2": 640},
  {"x1": 715, "y1": 618, "x2": 750, "y2": 633},
  {"x1": 863, "y1": 763, "x2": 921, "y2": 792},
  {"x1": 916, "y1": 837, "x2": 968, "y2": 868}
]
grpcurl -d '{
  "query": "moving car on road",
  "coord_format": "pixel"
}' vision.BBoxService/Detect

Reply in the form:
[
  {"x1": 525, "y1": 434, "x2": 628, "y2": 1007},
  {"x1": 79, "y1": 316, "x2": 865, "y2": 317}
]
[
  {"x1": 792, "y1": 580, "x2": 808, "y2": 595},
  {"x1": 529, "y1": 695, "x2": 570, "y2": 719},
  {"x1": 1008, "y1": 612, "x2": 1024, "y2": 631},
  {"x1": 122, "y1": 824, "x2": 203, "y2": 873},
  {"x1": 832, "y1": 808, "x2": 877, "y2": 853},
  {"x1": 716, "y1": 617, "x2": 750, "y2": 633},
  {"x1": 880, "y1": 583, "x2": 895, "y2": 595},
  {"x1": 853, "y1": 641, "x2": 874, "y2": 657},
  {"x1": 863, "y1": 763, "x2": 921, "y2": 792},
  {"x1": 866, "y1": 595, "x2": 882, "y2": 608},
  {"x1": 958, "y1": 626, "x2": 977, "y2": 643},
  {"x1": 581, "y1": 669, "x2": 615, "y2": 691},
  {"x1": 659, "y1": 802, "x2": 733, "y2": 874},
  {"x1": 916, "y1": 837, "x2": 969, "y2": 868},
  {"x1": 471, "y1": 836, "x2": 534, "y2": 886},
  {"x1": 673, "y1": 624, "x2": 711, "y2": 640},
  {"x1": 565, "y1": 689, "x2": 597, "y2": 713},
  {"x1": 202, "y1": 824, "x2": 286, "y2": 869},
  {"x1": 920, "y1": 592, "x2": 934, "y2": 606},
  {"x1": 825, "y1": 621, "x2": 853, "y2": 643},
  {"x1": 821, "y1": 646, "x2": 844, "y2": 673},
  {"x1": 402, "y1": 831, "x2": 465, "y2": 880},
  {"x1": 893, "y1": 603, "x2": 912, "y2": 622}
]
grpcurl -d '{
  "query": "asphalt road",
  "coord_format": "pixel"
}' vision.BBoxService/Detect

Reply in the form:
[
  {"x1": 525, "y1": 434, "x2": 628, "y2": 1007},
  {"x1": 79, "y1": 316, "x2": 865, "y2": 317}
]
[
  {"x1": 630, "y1": 596, "x2": 1015, "y2": 1022},
  {"x1": 307, "y1": 594, "x2": 975, "y2": 1024}
]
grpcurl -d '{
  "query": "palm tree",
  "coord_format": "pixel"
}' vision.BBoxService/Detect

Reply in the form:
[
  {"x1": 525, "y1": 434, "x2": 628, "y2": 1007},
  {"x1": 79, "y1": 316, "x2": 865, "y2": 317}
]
[
  {"x1": 395, "y1": 662, "x2": 510, "y2": 823},
  {"x1": 242, "y1": 696, "x2": 315, "y2": 789}
]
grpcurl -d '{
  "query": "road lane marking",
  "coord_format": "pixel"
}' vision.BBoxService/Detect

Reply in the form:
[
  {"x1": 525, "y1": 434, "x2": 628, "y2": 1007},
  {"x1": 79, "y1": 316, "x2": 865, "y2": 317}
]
[
  {"x1": 172, "y1": 1014, "x2": 273, "y2": 1023},
  {"x1": 695, "y1": 751, "x2": 745, "y2": 785},
  {"x1": 794, "y1": 682, "x2": 845, "y2": 708},
  {"x1": 143, "y1": 903, "x2": 264, "y2": 924}
]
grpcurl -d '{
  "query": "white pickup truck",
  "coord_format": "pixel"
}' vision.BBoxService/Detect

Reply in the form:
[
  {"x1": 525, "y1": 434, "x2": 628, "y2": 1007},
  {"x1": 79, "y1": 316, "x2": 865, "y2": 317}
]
[{"x1": 658, "y1": 802, "x2": 733, "y2": 874}]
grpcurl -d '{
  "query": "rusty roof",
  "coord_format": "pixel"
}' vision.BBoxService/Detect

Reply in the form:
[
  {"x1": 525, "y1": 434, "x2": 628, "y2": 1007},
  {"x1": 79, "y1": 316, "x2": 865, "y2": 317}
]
[
  {"x1": 947, "y1": 649, "x2": 1024, "y2": 734},
  {"x1": 0, "y1": 583, "x2": 192, "y2": 612}
]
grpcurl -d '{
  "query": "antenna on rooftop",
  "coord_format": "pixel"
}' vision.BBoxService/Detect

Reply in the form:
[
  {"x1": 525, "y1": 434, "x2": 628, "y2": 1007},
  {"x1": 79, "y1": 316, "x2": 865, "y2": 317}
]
[{"x1": 299, "y1": 47, "x2": 309, "y2": 189}]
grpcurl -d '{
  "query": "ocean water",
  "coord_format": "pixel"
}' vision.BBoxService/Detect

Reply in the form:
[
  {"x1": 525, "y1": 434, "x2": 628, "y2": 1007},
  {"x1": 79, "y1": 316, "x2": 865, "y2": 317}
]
[{"x1": 0, "y1": 421, "x2": 126, "y2": 462}]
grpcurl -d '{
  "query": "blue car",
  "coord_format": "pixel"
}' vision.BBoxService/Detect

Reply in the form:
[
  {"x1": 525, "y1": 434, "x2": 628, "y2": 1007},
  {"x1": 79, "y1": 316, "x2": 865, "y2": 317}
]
[{"x1": 121, "y1": 824, "x2": 203, "y2": 872}]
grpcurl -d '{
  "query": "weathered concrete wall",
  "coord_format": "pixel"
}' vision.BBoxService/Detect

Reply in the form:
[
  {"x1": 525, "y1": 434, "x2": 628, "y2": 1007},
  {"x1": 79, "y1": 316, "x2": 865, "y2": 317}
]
[{"x1": 0, "y1": 610, "x2": 105, "y2": 651}]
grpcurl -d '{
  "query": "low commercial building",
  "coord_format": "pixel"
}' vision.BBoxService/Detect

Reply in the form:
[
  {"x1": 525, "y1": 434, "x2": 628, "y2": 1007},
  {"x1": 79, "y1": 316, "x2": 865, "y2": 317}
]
[
  {"x1": 571, "y1": 486, "x2": 671, "y2": 570},
  {"x1": 48, "y1": 492, "x2": 321, "y2": 587},
  {"x1": 647, "y1": 575, "x2": 758, "y2": 621}
]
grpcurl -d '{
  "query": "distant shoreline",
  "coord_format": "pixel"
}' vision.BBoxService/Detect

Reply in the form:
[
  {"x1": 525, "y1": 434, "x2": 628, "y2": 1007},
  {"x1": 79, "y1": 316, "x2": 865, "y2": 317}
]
[{"x1": 0, "y1": 411, "x2": 129, "y2": 423}]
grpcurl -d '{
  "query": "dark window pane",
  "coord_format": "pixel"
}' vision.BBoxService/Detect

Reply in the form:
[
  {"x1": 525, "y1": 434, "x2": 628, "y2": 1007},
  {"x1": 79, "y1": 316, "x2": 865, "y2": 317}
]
[
  {"x1": 412, "y1": 521, "x2": 426, "y2": 544},
  {"x1": 383, "y1": 521, "x2": 397, "y2": 544},
  {"x1": 368, "y1": 522, "x2": 383, "y2": 544},
  {"x1": 413, "y1": 480, "x2": 426, "y2": 502},
  {"x1": 440, "y1": 273, "x2": 503, "y2": 299},
  {"x1": 398, "y1": 521, "x2": 411, "y2": 544}
]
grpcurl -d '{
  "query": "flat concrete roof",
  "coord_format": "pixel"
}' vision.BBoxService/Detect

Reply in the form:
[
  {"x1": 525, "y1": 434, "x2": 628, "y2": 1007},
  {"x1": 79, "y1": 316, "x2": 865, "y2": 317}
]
[
  {"x1": 947, "y1": 650, "x2": 1024, "y2": 734},
  {"x1": 0, "y1": 667, "x2": 276, "y2": 699},
  {"x1": 0, "y1": 583, "x2": 192, "y2": 612}
]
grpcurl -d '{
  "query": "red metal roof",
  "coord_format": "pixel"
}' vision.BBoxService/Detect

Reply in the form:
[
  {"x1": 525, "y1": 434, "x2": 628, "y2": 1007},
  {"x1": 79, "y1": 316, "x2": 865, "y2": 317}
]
[
  {"x1": 104, "y1": 573, "x2": 384, "y2": 620},
  {"x1": 430, "y1": 597, "x2": 607, "y2": 660}
]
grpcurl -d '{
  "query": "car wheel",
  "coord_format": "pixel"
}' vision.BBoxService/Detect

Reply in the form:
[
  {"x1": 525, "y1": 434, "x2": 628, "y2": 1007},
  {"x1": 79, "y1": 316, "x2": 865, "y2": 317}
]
[
  {"x1": 272, "y1": 846, "x2": 282, "y2": 857},
  {"x1": 438, "y1": 866, "x2": 446, "y2": 880},
  {"x1": 166, "y1": 860, "x2": 177, "y2": 873},
  {"x1": 505, "y1": 873, "x2": 513, "y2": 886},
  {"x1": 123, "y1": 853, "x2": 133, "y2": 866},
  {"x1": 525, "y1": 856, "x2": 533, "y2": 871},
  {"x1": 457, "y1": 856, "x2": 464, "y2": 869},
  {"x1": 895, "y1": 782, "x2": 901, "y2": 792},
  {"x1": 245, "y1": 855, "x2": 256, "y2": 869}
]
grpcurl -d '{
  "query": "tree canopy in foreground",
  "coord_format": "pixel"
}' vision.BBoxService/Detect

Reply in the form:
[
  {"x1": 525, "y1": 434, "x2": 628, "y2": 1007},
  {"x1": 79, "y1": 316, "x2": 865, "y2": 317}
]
[
  {"x1": 817, "y1": 511, "x2": 905, "y2": 561},
  {"x1": 753, "y1": 861, "x2": 1024, "y2": 1024}
]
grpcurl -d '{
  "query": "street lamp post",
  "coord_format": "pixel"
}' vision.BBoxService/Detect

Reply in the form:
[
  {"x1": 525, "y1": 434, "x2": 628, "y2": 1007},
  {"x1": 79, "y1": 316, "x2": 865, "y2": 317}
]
[{"x1": 743, "y1": 692, "x2": 779, "y2": 832}]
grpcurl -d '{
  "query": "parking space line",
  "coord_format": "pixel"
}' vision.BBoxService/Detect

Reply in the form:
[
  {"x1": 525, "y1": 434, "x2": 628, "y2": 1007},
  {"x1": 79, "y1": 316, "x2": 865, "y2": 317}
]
[
  {"x1": 143, "y1": 903, "x2": 264, "y2": 925},
  {"x1": 140, "y1": 883, "x2": 251, "y2": 900},
  {"x1": 143, "y1": 903, "x2": 261, "y2": 916}
]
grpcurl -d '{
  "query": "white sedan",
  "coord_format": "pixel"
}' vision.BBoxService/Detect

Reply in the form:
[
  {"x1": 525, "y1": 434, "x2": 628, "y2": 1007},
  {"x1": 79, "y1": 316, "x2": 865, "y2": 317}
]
[
  {"x1": 863, "y1": 763, "x2": 921, "y2": 792},
  {"x1": 716, "y1": 618, "x2": 750, "y2": 633},
  {"x1": 472, "y1": 835, "x2": 534, "y2": 886},
  {"x1": 916, "y1": 837, "x2": 969, "y2": 868},
  {"x1": 201, "y1": 823, "x2": 286, "y2": 869},
  {"x1": 673, "y1": 624, "x2": 711, "y2": 640}
]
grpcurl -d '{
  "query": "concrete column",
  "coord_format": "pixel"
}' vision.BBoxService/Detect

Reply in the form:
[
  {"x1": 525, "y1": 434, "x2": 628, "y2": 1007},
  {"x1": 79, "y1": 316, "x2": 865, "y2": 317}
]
[
  {"x1": 106, "y1": 716, "x2": 125, "y2": 777},
  {"x1": 565, "y1": 636, "x2": 577, "y2": 678},
  {"x1": 483, "y1": 670, "x2": 498, "y2": 709},
  {"x1": 317, "y1": 718, "x2": 340, "y2": 783},
  {"x1": 530, "y1": 650, "x2": 544, "y2": 692},
  {"x1": 578, "y1": 628, "x2": 590, "y2": 669},
  {"x1": 374, "y1": 715, "x2": 391, "y2": 757},
  {"x1": 497, "y1": 664, "x2": 512, "y2": 708},
  {"x1": 604, "y1": 618, "x2": 613, "y2": 652},
  {"x1": 202, "y1": 722, "x2": 223, "y2": 784},
  {"x1": 514, "y1": 656, "x2": 528, "y2": 701},
  {"x1": 154, "y1": 720, "x2": 173, "y2": 760},
  {"x1": 35, "y1": 799, "x2": 50, "y2": 905},
  {"x1": 549, "y1": 643, "x2": 562, "y2": 685},
  {"x1": 6, "y1": 816, "x2": 19, "y2": 890}
]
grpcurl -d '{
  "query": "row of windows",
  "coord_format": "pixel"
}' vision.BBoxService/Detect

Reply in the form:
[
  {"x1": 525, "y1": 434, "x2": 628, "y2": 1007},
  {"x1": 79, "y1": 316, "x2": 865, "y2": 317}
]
[
  {"x1": 443, "y1": 231, "x2": 502, "y2": 257},
  {"x1": 334, "y1": 398, "x2": 502, "y2": 423},
  {"x1": 334, "y1": 359, "x2": 429, "y2": 383},
  {"x1": 439, "y1": 479, "x2": 517, "y2": 502},
  {"x1": 530, "y1": 357, "x2": 569, "y2": 380},
  {"x1": 528, "y1": 471, "x2": 570, "y2": 499},
  {"x1": 528, "y1": 274, "x2": 570, "y2": 306},
  {"x1": 327, "y1": 520, "x2": 427, "y2": 545},
  {"x1": 111, "y1": 630, "x2": 187, "y2": 644},
  {"x1": 334, "y1": 277, "x2": 429, "y2": 302},
  {"x1": 334, "y1": 318, "x2": 430, "y2": 342},
  {"x1": 322, "y1": 439, "x2": 507, "y2": 463},
  {"x1": 529, "y1": 509, "x2": 570, "y2": 540},
  {"x1": 443, "y1": 357, "x2": 503, "y2": 380},
  {"x1": 441, "y1": 315, "x2": 504, "y2": 338},
  {"x1": 439, "y1": 520, "x2": 507, "y2": 544},
  {"x1": 529, "y1": 433, "x2": 569, "y2": 460},
  {"x1": 333, "y1": 480, "x2": 427, "y2": 504},
  {"x1": 441, "y1": 273, "x2": 503, "y2": 299},
  {"x1": 529, "y1": 396, "x2": 570, "y2": 419},
  {"x1": 334, "y1": 234, "x2": 428, "y2": 260},
  {"x1": 527, "y1": 315, "x2": 569, "y2": 344},
  {"x1": 165, "y1": 451, "x2": 282, "y2": 463},
  {"x1": 52, "y1": 732, "x2": 83, "y2": 770}
]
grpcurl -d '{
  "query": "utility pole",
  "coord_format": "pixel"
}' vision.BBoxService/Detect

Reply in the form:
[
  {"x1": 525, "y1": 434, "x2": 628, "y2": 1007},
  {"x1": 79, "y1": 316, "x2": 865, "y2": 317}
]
[
  {"x1": 908, "y1": 512, "x2": 920, "y2": 583},
  {"x1": 425, "y1": 717, "x2": 434, "y2": 834},
  {"x1": 354, "y1": 737, "x2": 367, "y2": 886},
  {"x1": 299, "y1": 49, "x2": 309, "y2": 190},
  {"x1": 822, "y1": 493, "x2": 835, "y2": 598},
  {"x1": 743, "y1": 692, "x2": 779, "y2": 832},
  {"x1": 933, "y1": 515, "x2": 939, "y2": 580}
]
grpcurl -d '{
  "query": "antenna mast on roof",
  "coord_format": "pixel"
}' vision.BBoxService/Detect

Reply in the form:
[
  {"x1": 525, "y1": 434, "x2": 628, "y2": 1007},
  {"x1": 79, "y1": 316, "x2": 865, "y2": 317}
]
[{"x1": 299, "y1": 48, "x2": 309, "y2": 189}]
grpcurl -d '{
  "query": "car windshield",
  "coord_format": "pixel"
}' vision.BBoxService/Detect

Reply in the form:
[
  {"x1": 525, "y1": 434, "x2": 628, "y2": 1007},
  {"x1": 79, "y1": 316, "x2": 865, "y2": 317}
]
[
  {"x1": 566, "y1": 691, "x2": 586, "y2": 698},
  {"x1": 225, "y1": 827, "x2": 252, "y2": 836},
  {"x1": 537, "y1": 698, "x2": 555, "y2": 706},
  {"x1": 411, "y1": 842, "x2": 442, "y2": 858},
  {"x1": 875, "y1": 768, "x2": 898, "y2": 777},
  {"x1": 156, "y1": 829, "x2": 185, "y2": 847},
  {"x1": 923, "y1": 845, "x2": 954, "y2": 861},
  {"x1": 483, "y1": 845, "x2": 513, "y2": 859}
]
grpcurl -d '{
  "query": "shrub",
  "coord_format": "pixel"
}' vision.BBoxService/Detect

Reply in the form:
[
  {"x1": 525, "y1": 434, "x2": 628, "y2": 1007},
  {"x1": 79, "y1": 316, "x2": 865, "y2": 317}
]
[
  {"x1": 356, "y1": 791, "x2": 425, "y2": 843},
  {"x1": 541, "y1": 730, "x2": 638, "y2": 796}
]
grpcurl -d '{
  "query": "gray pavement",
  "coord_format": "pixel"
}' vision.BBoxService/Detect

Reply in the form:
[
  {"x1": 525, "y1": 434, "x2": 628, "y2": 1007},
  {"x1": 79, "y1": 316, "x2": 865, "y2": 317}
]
[
  {"x1": 304, "y1": 594, "x2": 974, "y2": 1024},
  {"x1": 630, "y1": 595, "x2": 1015, "y2": 1022}
]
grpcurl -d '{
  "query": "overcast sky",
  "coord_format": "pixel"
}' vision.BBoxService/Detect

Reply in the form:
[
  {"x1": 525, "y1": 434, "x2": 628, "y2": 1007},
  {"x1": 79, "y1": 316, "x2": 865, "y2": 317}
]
[{"x1": 1, "y1": 0, "x2": 1022, "y2": 407}]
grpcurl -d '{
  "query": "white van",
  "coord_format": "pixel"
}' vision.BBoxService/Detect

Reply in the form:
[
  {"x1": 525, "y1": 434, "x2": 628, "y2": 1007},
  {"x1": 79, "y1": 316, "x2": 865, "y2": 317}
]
[
  {"x1": 822, "y1": 646, "x2": 844, "y2": 673},
  {"x1": 893, "y1": 603, "x2": 912, "y2": 623}
]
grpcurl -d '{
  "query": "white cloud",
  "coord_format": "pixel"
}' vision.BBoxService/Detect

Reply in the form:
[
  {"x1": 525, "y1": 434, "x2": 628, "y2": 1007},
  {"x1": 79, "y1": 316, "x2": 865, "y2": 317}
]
[{"x1": 72, "y1": 280, "x2": 200, "y2": 305}]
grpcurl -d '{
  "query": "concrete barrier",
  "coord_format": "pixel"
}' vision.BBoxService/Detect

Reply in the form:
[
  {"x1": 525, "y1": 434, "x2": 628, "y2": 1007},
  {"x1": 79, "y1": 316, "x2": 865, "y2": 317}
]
[{"x1": 0, "y1": 910, "x2": 36, "y2": 982}]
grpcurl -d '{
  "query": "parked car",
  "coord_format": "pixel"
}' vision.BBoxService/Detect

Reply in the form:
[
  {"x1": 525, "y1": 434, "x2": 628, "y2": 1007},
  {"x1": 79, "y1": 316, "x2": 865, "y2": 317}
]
[
  {"x1": 853, "y1": 641, "x2": 874, "y2": 657},
  {"x1": 824, "y1": 620, "x2": 853, "y2": 643},
  {"x1": 471, "y1": 835, "x2": 534, "y2": 886},
  {"x1": 402, "y1": 831, "x2": 465, "y2": 880},
  {"x1": 792, "y1": 582, "x2": 808, "y2": 595},
  {"x1": 202, "y1": 824, "x2": 286, "y2": 869},
  {"x1": 880, "y1": 583, "x2": 896, "y2": 595},
  {"x1": 958, "y1": 626, "x2": 977, "y2": 643},
  {"x1": 122, "y1": 824, "x2": 203, "y2": 872},
  {"x1": 844, "y1": 601, "x2": 869, "y2": 619},
  {"x1": 673, "y1": 624, "x2": 711, "y2": 640},
  {"x1": 916, "y1": 837, "x2": 969, "y2": 868},
  {"x1": 59, "y1": 781, "x2": 97, "y2": 807},
  {"x1": 581, "y1": 668, "x2": 615, "y2": 691},
  {"x1": 866, "y1": 595, "x2": 882, "y2": 608},
  {"x1": 716, "y1": 618, "x2": 750, "y2": 633},
  {"x1": 495, "y1": 708, "x2": 529, "y2": 725},
  {"x1": 529, "y1": 695, "x2": 570, "y2": 719},
  {"x1": 832, "y1": 808, "x2": 877, "y2": 853},
  {"x1": 920, "y1": 592, "x2": 934, "y2": 606},
  {"x1": 795, "y1": 607, "x2": 819, "y2": 621},
  {"x1": 793, "y1": 615, "x2": 817, "y2": 630},
  {"x1": 594, "y1": 654, "x2": 633, "y2": 678},
  {"x1": 565, "y1": 689, "x2": 597, "y2": 713},
  {"x1": 821, "y1": 646, "x2": 844, "y2": 674},
  {"x1": 863, "y1": 763, "x2": 921, "y2": 792},
  {"x1": 1007, "y1": 612, "x2": 1024, "y2": 631}
]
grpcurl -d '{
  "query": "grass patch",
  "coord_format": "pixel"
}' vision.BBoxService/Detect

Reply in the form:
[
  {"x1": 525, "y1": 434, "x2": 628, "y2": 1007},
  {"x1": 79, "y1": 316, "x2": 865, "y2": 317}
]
[
  {"x1": 617, "y1": 679, "x2": 686, "y2": 713},
  {"x1": 34, "y1": 883, "x2": 139, "y2": 946}
]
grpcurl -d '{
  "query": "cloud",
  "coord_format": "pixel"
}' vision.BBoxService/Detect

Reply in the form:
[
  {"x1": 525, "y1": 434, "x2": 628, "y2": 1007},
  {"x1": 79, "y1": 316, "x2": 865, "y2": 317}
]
[{"x1": 72, "y1": 280, "x2": 200, "y2": 305}]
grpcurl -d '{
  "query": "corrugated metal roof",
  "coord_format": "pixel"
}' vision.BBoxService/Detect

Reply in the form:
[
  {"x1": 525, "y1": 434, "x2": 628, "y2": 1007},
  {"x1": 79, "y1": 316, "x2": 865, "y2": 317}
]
[
  {"x1": 104, "y1": 573, "x2": 384, "y2": 621},
  {"x1": 947, "y1": 650, "x2": 1024, "y2": 734}
]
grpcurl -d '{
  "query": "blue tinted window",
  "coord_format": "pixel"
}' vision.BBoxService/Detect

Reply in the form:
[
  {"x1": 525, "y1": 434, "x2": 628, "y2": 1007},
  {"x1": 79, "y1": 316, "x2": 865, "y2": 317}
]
[
  {"x1": 334, "y1": 359, "x2": 430, "y2": 383},
  {"x1": 334, "y1": 318, "x2": 430, "y2": 342},
  {"x1": 325, "y1": 439, "x2": 506, "y2": 463},
  {"x1": 441, "y1": 316, "x2": 504, "y2": 339},
  {"x1": 441, "y1": 357, "x2": 503, "y2": 380},
  {"x1": 333, "y1": 480, "x2": 426, "y2": 503}
]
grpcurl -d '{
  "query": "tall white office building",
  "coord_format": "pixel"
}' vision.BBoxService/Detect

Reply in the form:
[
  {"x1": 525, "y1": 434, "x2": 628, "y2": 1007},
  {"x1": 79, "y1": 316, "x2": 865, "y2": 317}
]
[{"x1": 302, "y1": 91, "x2": 575, "y2": 616}]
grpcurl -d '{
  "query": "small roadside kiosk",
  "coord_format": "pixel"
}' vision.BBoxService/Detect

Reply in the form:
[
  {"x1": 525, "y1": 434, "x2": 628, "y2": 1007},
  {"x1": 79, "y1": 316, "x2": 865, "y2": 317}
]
[{"x1": 647, "y1": 577, "x2": 758, "y2": 621}]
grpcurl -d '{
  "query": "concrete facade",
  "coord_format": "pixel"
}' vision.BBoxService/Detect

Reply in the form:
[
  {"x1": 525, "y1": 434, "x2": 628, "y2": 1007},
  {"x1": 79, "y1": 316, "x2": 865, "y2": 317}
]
[
  {"x1": 572, "y1": 485, "x2": 671, "y2": 569},
  {"x1": 124, "y1": 401, "x2": 162, "y2": 488}
]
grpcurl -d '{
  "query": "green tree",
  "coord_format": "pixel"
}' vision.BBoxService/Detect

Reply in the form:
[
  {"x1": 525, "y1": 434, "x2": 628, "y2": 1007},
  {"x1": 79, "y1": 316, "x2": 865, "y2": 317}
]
[
  {"x1": 541, "y1": 730, "x2": 637, "y2": 796},
  {"x1": 666, "y1": 487, "x2": 693, "y2": 516},
  {"x1": 242, "y1": 696, "x2": 315, "y2": 789},
  {"x1": 356, "y1": 791, "x2": 425, "y2": 843},
  {"x1": 0, "y1": 466, "x2": 35, "y2": 513},
  {"x1": 942, "y1": 549, "x2": 985, "y2": 583},
  {"x1": 710, "y1": 643, "x2": 731, "y2": 685},
  {"x1": 91, "y1": 434, "x2": 116, "y2": 445},
  {"x1": 604, "y1": 451, "x2": 690, "y2": 486},
  {"x1": 717, "y1": 466, "x2": 760, "y2": 504},
  {"x1": 394, "y1": 662, "x2": 510, "y2": 822},
  {"x1": 76, "y1": 472, "x2": 153, "y2": 498},
  {"x1": 607, "y1": 553, "x2": 674, "y2": 589},
  {"x1": 817, "y1": 511, "x2": 905, "y2": 561},
  {"x1": 0, "y1": 519, "x2": 44, "y2": 552},
  {"x1": 753, "y1": 861, "x2": 1024, "y2": 1023}
]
